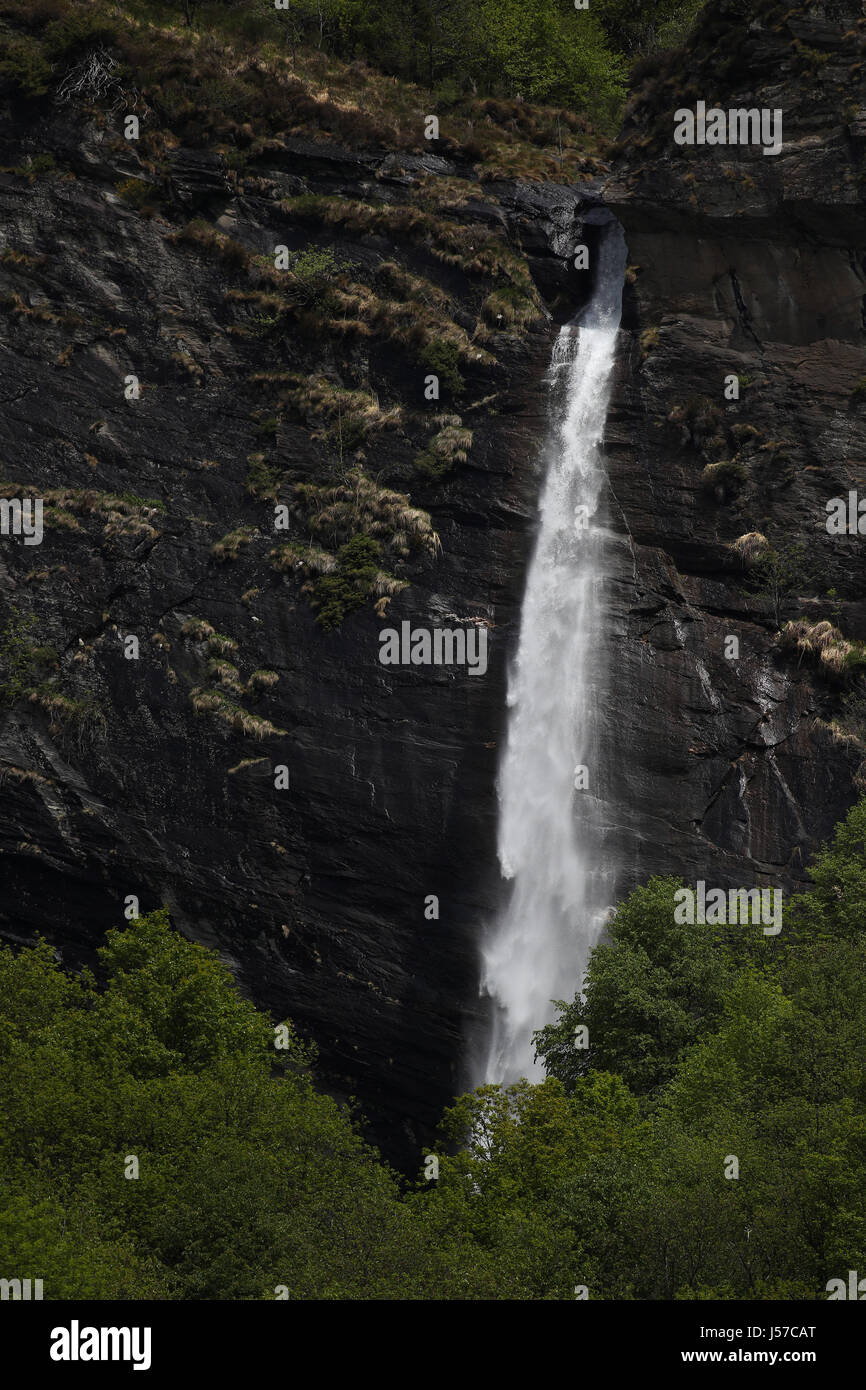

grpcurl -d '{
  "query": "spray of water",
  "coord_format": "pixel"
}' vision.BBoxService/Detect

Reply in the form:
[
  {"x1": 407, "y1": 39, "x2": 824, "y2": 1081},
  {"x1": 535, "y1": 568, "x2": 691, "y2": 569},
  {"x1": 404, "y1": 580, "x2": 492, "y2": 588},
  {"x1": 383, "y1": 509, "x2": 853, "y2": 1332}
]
[{"x1": 479, "y1": 225, "x2": 626, "y2": 1086}]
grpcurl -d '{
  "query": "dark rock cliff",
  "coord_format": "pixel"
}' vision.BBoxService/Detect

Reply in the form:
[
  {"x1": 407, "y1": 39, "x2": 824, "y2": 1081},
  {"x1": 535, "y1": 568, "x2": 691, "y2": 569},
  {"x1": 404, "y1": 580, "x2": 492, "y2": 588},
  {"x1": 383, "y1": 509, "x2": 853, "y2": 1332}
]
[
  {"x1": 1, "y1": 0, "x2": 865, "y2": 1167},
  {"x1": 0, "y1": 75, "x2": 600, "y2": 1163},
  {"x1": 600, "y1": 0, "x2": 866, "y2": 902}
]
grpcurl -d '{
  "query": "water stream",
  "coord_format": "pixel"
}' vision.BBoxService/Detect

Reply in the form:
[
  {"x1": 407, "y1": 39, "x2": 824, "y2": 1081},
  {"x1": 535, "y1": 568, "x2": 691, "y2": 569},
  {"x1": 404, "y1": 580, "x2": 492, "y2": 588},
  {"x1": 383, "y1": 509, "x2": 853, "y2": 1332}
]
[{"x1": 479, "y1": 225, "x2": 627, "y2": 1085}]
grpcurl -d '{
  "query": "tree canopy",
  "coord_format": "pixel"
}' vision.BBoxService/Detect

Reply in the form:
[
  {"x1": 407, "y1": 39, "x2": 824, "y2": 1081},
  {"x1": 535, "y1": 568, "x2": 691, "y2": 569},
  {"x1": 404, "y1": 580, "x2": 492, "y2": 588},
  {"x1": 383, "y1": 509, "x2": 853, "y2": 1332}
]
[{"x1": 4, "y1": 799, "x2": 866, "y2": 1299}]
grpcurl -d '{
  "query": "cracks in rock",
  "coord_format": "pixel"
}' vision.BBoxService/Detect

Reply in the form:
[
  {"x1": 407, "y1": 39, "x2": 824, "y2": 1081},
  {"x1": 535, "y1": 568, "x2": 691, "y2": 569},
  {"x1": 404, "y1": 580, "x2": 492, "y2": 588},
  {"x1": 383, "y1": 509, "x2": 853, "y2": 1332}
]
[
  {"x1": 683, "y1": 597, "x2": 772, "y2": 629},
  {"x1": 605, "y1": 475, "x2": 639, "y2": 585},
  {"x1": 695, "y1": 697, "x2": 815, "y2": 850},
  {"x1": 766, "y1": 747, "x2": 808, "y2": 845},
  {"x1": 157, "y1": 594, "x2": 200, "y2": 627},
  {"x1": 59, "y1": 583, "x2": 138, "y2": 657},
  {"x1": 633, "y1": 610, "x2": 681, "y2": 644},
  {"x1": 132, "y1": 533, "x2": 165, "y2": 565},
  {"x1": 695, "y1": 753, "x2": 752, "y2": 847},
  {"x1": 728, "y1": 267, "x2": 764, "y2": 353}
]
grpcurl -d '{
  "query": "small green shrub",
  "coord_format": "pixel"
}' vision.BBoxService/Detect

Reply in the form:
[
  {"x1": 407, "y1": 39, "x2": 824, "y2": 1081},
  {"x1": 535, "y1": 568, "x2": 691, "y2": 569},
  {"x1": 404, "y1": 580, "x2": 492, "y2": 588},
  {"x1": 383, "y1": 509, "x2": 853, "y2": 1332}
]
[
  {"x1": 414, "y1": 418, "x2": 473, "y2": 478},
  {"x1": 117, "y1": 178, "x2": 155, "y2": 209},
  {"x1": 246, "y1": 453, "x2": 282, "y2": 501},
  {"x1": 639, "y1": 327, "x2": 660, "y2": 359},
  {"x1": 0, "y1": 38, "x2": 53, "y2": 97},
  {"x1": 0, "y1": 610, "x2": 40, "y2": 705},
  {"x1": 289, "y1": 245, "x2": 339, "y2": 284},
  {"x1": 701, "y1": 459, "x2": 746, "y2": 496},
  {"x1": 211, "y1": 527, "x2": 256, "y2": 562},
  {"x1": 312, "y1": 535, "x2": 382, "y2": 630},
  {"x1": 27, "y1": 153, "x2": 56, "y2": 176},
  {"x1": 419, "y1": 340, "x2": 464, "y2": 397}
]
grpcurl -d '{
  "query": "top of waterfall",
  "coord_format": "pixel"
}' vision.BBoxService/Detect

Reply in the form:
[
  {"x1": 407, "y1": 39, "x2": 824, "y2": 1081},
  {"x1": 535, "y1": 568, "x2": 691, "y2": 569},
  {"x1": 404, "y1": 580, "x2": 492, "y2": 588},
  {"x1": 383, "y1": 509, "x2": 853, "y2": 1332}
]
[{"x1": 567, "y1": 222, "x2": 627, "y2": 332}]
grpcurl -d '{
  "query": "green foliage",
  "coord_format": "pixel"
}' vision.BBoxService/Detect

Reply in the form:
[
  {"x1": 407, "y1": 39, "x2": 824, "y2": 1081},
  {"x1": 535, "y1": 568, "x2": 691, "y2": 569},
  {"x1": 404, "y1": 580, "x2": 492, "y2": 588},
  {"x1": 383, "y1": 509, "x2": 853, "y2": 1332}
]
[
  {"x1": 700, "y1": 457, "x2": 747, "y2": 497},
  {"x1": 784, "y1": 798, "x2": 866, "y2": 943},
  {"x1": 43, "y1": 10, "x2": 121, "y2": 59},
  {"x1": 533, "y1": 876, "x2": 762, "y2": 1096},
  {"x1": 0, "y1": 0, "x2": 702, "y2": 157},
  {"x1": 419, "y1": 339, "x2": 464, "y2": 398},
  {"x1": 752, "y1": 539, "x2": 811, "y2": 625},
  {"x1": 6, "y1": 796, "x2": 866, "y2": 1300},
  {"x1": 252, "y1": 415, "x2": 279, "y2": 439},
  {"x1": 412, "y1": 1076, "x2": 635, "y2": 1297},
  {"x1": 27, "y1": 152, "x2": 56, "y2": 175},
  {"x1": 0, "y1": 608, "x2": 37, "y2": 705},
  {"x1": 414, "y1": 452, "x2": 444, "y2": 480},
  {"x1": 0, "y1": 608, "x2": 58, "y2": 705},
  {"x1": 0, "y1": 5, "x2": 126, "y2": 98},
  {"x1": 120, "y1": 491, "x2": 166, "y2": 511},
  {"x1": 286, "y1": 245, "x2": 340, "y2": 304},
  {"x1": 96, "y1": 909, "x2": 274, "y2": 1068},
  {"x1": 0, "y1": 1186, "x2": 164, "y2": 1299},
  {"x1": 312, "y1": 533, "x2": 381, "y2": 629},
  {"x1": 0, "y1": 37, "x2": 53, "y2": 96},
  {"x1": 492, "y1": 798, "x2": 866, "y2": 1296},
  {"x1": 594, "y1": 0, "x2": 705, "y2": 55},
  {"x1": 116, "y1": 177, "x2": 155, "y2": 209},
  {"x1": 0, "y1": 912, "x2": 429, "y2": 1299},
  {"x1": 414, "y1": 419, "x2": 471, "y2": 479},
  {"x1": 0, "y1": 0, "x2": 665, "y2": 131},
  {"x1": 246, "y1": 452, "x2": 282, "y2": 500},
  {"x1": 334, "y1": 0, "x2": 628, "y2": 126}
]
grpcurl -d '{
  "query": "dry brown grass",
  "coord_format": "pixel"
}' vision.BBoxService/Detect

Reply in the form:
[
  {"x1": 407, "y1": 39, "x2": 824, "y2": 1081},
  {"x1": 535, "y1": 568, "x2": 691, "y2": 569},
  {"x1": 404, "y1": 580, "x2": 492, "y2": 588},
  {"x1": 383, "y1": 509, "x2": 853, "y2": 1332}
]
[
  {"x1": 169, "y1": 221, "x2": 251, "y2": 271},
  {"x1": 293, "y1": 469, "x2": 439, "y2": 561},
  {"x1": 190, "y1": 686, "x2": 285, "y2": 739},
  {"x1": 778, "y1": 619, "x2": 866, "y2": 680},
  {"x1": 729, "y1": 531, "x2": 769, "y2": 568},
  {"x1": 181, "y1": 617, "x2": 216, "y2": 642},
  {"x1": 286, "y1": 194, "x2": 535, "y2": 292},
  {"x1": 480, "y1": 287, "x2": 542, "y2": 332},
  {"x1": 246, "y1": 668, "x2": 280, "y2": 692},
  {"x1": 413, "y1": 414, "x2": 473, "y2": 477},
  {"x1": 0, "y1": 481, "x2": 162, "y2": 540},
  {"x1": 251, "y1": 373, "x2": 403, "y2": 446},
  {"x1": 211, "y1": 526, "x2": 257, "y2": 562}
]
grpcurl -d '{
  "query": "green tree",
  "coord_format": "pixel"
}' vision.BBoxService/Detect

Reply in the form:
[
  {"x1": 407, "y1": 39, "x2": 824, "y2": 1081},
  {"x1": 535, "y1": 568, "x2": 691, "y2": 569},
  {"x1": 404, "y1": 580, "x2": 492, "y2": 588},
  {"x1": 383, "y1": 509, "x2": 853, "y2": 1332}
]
[
  {"x1": 533, "y1": 876, "x2": 762, "y2": 1095},
  {"x1": 0, "y1": 912, "x2": 432, "y2": 1299},
  {"x1": 753, "y1": 539, "x2": 811, "y2": 627}
]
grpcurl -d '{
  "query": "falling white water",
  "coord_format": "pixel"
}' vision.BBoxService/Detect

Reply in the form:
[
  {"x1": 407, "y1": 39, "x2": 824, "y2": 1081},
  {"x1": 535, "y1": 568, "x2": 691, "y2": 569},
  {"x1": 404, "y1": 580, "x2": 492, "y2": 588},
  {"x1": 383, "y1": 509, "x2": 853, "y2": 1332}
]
[{"x1": 479, "y1": 225, "x2": 626, "y2": 1086}]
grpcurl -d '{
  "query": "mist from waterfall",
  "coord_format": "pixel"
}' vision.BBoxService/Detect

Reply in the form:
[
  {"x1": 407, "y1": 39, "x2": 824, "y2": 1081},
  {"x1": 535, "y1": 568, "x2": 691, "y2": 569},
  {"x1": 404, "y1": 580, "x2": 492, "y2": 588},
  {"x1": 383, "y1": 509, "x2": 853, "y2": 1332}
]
[{"x1": 479, "y1": 224, "x2": 627, "y2": 1087}]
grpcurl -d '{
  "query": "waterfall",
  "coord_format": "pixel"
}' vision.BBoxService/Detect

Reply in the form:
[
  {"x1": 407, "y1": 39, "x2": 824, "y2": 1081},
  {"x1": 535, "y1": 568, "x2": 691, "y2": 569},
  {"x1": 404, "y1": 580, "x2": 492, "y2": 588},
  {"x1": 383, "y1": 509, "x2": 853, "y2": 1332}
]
[{"x1": 479, "y1": 224, "x2": 627, "y2": 1087}]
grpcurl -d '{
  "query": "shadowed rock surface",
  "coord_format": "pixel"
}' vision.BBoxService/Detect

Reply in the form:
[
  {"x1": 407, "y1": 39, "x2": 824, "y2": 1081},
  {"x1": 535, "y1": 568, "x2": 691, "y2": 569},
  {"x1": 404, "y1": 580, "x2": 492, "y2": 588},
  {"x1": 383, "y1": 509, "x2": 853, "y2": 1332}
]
[
  {"x1": 0, "y1": 82, "x2": 601, "y2": 1164},
  {"x1": 1, "y1": 0, "x2": 865, "y2": 1166},
  {"x1": 599, "y1": 0, "x2": 866, "y2": 902}
]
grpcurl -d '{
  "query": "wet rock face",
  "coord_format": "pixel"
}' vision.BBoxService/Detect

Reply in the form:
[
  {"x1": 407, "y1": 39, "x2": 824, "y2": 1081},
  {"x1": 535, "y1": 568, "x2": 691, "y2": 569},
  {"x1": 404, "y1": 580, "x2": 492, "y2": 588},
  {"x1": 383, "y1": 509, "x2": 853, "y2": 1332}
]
[
  {"x1": 600, "y1": 0, "x2": 866, "y2": 899},
  {"x1": 0, "y1": 96, "x2": 595, "y2": 1165}
]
